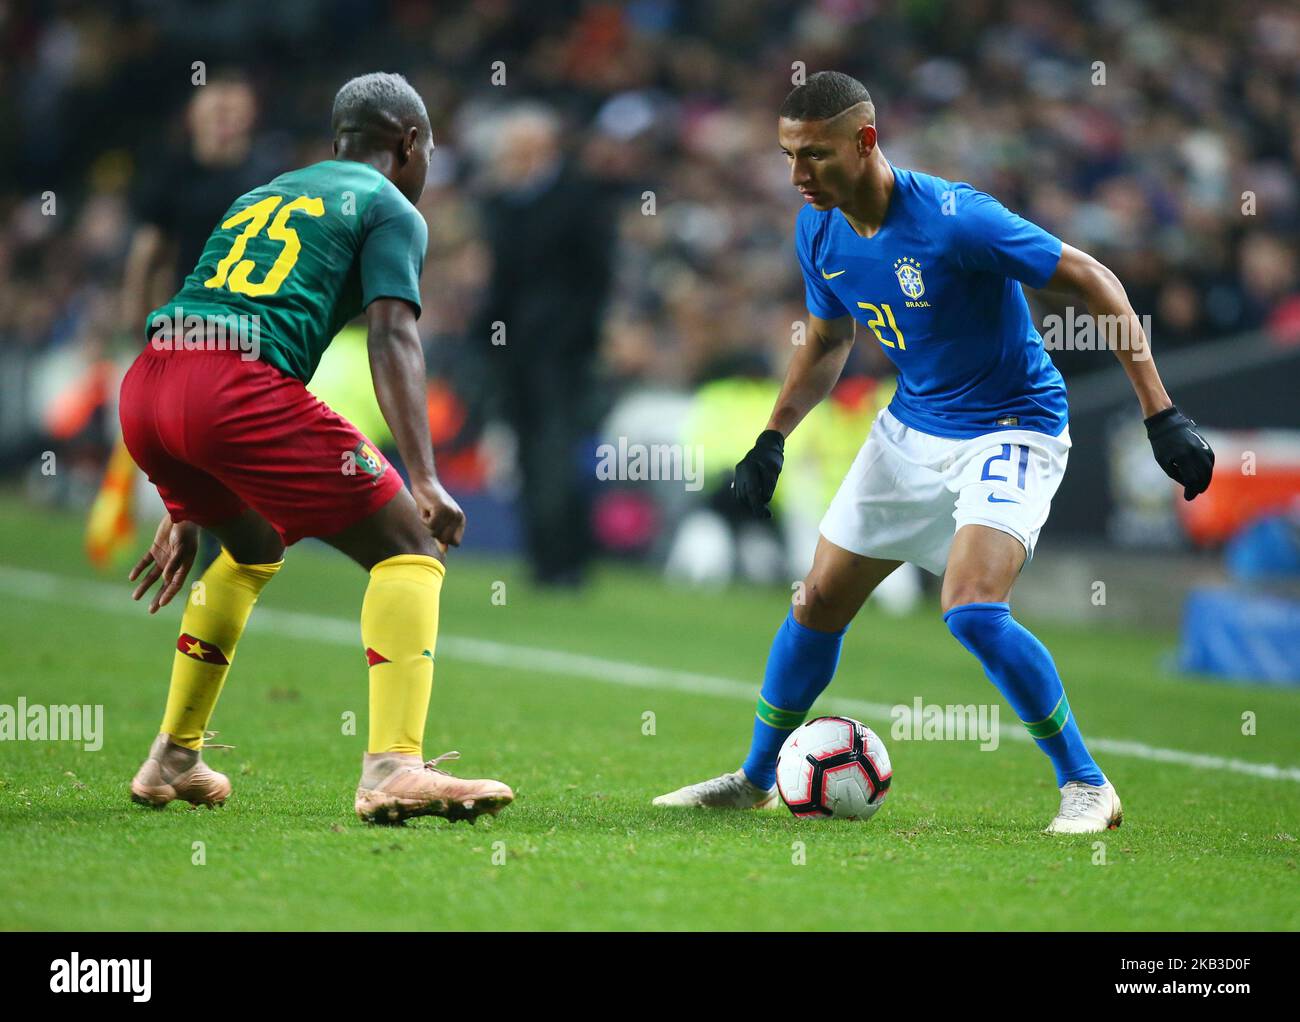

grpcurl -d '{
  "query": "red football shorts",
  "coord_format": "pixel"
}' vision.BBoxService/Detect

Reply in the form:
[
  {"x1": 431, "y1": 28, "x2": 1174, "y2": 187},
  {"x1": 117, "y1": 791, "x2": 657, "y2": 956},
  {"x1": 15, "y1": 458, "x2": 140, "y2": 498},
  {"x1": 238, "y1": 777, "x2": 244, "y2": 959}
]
[{"x1": 119, "y1": 347, "x2": 402, "y2": 545}]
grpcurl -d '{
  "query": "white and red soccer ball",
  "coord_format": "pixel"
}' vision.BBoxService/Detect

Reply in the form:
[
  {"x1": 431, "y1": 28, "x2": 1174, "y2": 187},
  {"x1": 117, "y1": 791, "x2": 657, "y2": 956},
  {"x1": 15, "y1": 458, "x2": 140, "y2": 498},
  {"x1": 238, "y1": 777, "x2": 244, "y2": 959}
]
[{"x1": 776, "y1": 716, "x2": 892, "y2": 820}]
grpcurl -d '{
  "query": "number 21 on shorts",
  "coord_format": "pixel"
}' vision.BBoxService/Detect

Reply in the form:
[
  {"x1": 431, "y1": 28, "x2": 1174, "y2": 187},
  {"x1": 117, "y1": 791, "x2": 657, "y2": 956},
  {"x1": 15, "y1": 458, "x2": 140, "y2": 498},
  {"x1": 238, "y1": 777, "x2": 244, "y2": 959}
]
[{"x1": 981, "y1": 443, "x2": 1029, "y2": 493}]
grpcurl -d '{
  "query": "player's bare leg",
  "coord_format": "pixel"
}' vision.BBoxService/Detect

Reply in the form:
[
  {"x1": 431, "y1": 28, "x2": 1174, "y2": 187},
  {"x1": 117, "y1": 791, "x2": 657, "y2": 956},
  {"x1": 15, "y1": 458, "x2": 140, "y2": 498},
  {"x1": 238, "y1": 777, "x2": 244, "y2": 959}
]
[
  {"x1": 938, "y1": 523, "x2": 1023, "y2": 611},
  {"x1": 796, "y1": 537, "x2": 902, "y2": 632},
  {"x1": 942, "y1": 525, "x2": 1119, "y2": 833},
  {"x1": 654, "y1": 538, "x2": 900, "y2": 808},
  {"x1": 320, "y1": 484, "x2": 442, "y2": 570},
  {"x1": 322, "y1": 488, "x2": 513, "y2": 824},
  {"x1": 130, "y1": 509, "x2": 284, "y2": 808}
]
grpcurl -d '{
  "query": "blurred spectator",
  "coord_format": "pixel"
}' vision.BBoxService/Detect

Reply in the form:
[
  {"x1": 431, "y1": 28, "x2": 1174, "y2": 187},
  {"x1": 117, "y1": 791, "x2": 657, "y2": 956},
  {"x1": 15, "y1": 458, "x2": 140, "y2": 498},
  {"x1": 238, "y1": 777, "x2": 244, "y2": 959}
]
[
  {"x1": 471, "y1": 104, "x2": 615, "y2": 586},
  {"x1": 6, "y1": 0, "x2": 1299, "y2": 379},
  {"x1": 3, "y1": 0, "x2": 1299, "y2": 517},
  {"x1": 119, "y1": 71, "x2": 282, "y2": 341}
]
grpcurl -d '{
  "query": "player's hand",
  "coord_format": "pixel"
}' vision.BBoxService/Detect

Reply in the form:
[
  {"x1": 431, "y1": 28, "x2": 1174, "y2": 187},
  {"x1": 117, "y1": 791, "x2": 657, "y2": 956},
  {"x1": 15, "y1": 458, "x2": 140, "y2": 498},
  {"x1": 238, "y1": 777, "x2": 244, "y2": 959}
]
[
  {"x1": 412, "y1": 477, "x2": 466, "y2": 551},
  {"x1": 732, "y1": 429, "x2": 785, "y2": 518},
  {"x1": 1145, "y1": 405, "x2": 1214, "y2": 501},
  {"x1": 128, "y1": 513, "x2": 199, "y2": 614}
]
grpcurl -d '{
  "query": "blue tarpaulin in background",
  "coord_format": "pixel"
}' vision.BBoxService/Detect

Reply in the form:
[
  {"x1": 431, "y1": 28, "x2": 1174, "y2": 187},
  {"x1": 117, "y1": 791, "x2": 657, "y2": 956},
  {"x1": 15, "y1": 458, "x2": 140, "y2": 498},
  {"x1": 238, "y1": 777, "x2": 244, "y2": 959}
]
[
  {"x1": 1179, "y1": 587, "x2": 1300, "y2": 686},
  {"x1": 1225, "y1": 514, "x2": 1300, "y2": 582}
]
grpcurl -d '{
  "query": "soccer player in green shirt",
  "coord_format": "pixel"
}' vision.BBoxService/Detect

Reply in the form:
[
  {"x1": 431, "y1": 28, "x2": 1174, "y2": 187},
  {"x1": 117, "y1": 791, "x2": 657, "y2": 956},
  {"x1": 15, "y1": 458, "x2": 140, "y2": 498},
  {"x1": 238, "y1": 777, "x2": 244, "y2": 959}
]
[{"x1": 119, "y1": 72, "x2": 513, "y2": 824}]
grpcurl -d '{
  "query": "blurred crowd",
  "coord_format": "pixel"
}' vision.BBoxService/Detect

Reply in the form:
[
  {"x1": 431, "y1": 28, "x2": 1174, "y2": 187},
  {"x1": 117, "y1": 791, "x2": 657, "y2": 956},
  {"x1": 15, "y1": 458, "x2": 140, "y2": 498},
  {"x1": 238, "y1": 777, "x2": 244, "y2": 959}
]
[{"x1": 2, "y1": 0, "x2": 1298, "y2": 438}]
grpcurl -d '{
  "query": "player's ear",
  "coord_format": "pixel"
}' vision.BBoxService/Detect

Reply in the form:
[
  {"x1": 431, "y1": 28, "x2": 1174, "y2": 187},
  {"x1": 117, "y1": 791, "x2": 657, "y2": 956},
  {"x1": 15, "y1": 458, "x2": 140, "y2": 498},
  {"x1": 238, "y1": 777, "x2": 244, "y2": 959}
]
[
  {"x1": 401, "y1": 126, "x2": 419, "y2": 163},
  {"x1": 858, "y1": 124, "x2": 877, "y2": 157}
]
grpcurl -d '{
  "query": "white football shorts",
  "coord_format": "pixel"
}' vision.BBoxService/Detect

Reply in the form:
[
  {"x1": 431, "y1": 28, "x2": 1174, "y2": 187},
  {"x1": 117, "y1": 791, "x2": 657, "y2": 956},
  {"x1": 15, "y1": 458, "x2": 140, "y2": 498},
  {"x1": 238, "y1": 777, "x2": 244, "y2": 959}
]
[{"x1": 819, "y1": 407, "x2": 1070, "y2": 576}]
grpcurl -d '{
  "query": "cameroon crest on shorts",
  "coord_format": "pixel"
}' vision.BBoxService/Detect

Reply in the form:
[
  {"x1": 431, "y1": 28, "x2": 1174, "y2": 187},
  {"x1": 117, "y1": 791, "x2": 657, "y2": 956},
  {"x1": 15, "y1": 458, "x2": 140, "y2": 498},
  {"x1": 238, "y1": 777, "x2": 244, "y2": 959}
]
[
  {"x1": 894, "y1": 256, "x2": 925, "y2": 300},
  {"x1": 352, "y1": 441, "x2": 385, "y2": 479}
]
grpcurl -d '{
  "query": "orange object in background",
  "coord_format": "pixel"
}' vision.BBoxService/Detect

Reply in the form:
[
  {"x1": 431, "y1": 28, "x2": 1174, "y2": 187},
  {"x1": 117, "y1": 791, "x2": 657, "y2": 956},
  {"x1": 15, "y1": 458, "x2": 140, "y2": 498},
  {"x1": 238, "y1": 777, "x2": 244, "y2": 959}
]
[
  {"x1": 86, "y1": 436, "x2": 138, "y2": 568},
  {"x1": 425, "y1": 379, "x2": 485, "y2": 492},
  {"x1": 46, "y1": 360, "x2": 113, "y2": 440},
  {"x1": 425, "y1": 379, "x2": 467, "y2": 446},
  {"x1": 1178, "y1": 430, "x2": 1300, "y2": 545},
  {"x1": 830, "y1": 374, "x2": 882, "y2": 414}
]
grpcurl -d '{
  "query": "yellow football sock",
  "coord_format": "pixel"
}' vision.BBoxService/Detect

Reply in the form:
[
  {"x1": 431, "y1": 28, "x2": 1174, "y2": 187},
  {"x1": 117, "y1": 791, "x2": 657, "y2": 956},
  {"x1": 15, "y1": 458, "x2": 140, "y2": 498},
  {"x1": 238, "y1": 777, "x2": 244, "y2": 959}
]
[
  {"x1": 361, "y1": 554, "x2": 444, "y2": 755},
  {"x1": 161, "y1": 548, "x2": 282, "y2": 749}
]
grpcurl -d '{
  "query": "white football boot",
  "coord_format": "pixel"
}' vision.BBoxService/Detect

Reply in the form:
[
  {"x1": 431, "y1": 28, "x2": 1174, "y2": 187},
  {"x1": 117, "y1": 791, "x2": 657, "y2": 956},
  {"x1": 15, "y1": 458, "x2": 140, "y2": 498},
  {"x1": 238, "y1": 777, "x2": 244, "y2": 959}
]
[
  {"x1": 1044, "y1": 779, "x2": 1123, "y2": 833},
  {"x1": 652, "y1": 769, "x2": 780, "y2": 809}
]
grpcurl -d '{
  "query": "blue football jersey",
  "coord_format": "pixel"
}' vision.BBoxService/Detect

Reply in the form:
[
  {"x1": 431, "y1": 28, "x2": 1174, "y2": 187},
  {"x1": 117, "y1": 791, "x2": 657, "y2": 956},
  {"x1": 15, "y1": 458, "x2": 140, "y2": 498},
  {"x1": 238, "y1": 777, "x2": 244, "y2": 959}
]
[{"x1": 795, "y1": 166, "x2": 1066, "y2": 438}]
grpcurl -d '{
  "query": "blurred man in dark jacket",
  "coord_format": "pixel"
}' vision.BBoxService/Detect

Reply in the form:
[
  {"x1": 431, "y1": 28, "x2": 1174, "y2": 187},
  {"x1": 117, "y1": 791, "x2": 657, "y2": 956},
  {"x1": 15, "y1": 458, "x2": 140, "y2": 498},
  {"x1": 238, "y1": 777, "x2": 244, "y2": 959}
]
[
  {"x1": 475, "y1": 105, "x2": 614, "y2": 586},
  {"x1": 120, "y1": 72, "x2": 281, "y2": 335},
  {"x1": 106, "y1": 71, "x2": 282, "y2": 573}
]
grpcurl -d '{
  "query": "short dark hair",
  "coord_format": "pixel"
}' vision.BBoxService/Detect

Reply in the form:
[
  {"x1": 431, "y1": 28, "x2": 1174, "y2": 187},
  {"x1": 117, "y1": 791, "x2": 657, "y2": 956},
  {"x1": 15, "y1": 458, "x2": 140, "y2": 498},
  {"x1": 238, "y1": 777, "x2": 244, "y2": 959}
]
[
  {"x1": 779, "y1": 71, "x2": 872, "y2": 122},
  {"x1": 332, "y1": 72, "x2": 430, "y2": 146}
]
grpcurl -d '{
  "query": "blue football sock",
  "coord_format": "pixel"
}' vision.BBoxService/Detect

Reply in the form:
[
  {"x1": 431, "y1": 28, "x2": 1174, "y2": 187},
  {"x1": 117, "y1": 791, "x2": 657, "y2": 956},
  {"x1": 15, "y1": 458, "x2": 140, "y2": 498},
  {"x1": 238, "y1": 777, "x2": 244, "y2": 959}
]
[
  {"x1": 943, "y1": 602, "x2": 1104, "y2": 787},
  {"x1": 740, "y1": 608, "x2": 846, "y2": 789}
]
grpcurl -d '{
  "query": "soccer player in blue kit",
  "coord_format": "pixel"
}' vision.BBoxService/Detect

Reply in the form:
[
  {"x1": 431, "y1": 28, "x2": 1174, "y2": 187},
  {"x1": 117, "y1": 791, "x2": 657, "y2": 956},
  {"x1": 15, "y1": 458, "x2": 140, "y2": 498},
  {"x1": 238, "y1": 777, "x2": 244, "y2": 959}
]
[{"x1": 654, "y1": 72, "x2": 1215, "y2": 832}]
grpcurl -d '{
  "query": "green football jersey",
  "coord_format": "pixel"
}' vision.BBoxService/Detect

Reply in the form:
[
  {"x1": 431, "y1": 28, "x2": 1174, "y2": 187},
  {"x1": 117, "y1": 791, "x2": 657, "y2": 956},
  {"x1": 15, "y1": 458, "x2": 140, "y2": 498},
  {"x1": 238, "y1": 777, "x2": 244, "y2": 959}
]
[{"x1": 149, "y1": 159, "x2": 428, "y2": 382}]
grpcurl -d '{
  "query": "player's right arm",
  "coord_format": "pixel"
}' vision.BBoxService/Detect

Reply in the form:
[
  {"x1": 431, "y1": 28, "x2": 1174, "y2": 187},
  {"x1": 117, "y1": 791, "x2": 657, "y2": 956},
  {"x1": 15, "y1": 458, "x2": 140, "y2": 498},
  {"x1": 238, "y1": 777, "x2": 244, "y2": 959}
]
[
  {"x1": 766, "y1": 313, "x2": 857, "y2": 436},
  {"x1": 734, "y1": 210, "x2": 857, "y2": 518},
  {"x1": 359, "y1": 185, "x2": 464, "y2": 548},
  {"x1": 734, "y1": 314, "x2": 856, "y2": 518},
  {"x1": 366, "y1": 298, "x2": 465, "y2": 548}
]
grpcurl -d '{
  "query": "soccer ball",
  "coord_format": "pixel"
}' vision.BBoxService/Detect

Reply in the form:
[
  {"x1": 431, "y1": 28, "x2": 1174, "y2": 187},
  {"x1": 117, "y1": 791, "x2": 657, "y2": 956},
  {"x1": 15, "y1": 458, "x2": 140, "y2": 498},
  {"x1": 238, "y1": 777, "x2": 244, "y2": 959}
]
[{"x1": 775, "y1": 716, "x2": 892, "y2": 820}]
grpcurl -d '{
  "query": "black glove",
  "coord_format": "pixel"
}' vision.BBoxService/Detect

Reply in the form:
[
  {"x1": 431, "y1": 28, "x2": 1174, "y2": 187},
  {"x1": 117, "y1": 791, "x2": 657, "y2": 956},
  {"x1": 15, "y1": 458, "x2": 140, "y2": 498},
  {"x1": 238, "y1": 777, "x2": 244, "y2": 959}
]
[
  {"x1": 1145, "y1": 405, "x2": 1214, "y2": 501},
  {"x1": 733, "y1": 429, "x2": 785, "y2": 518}
]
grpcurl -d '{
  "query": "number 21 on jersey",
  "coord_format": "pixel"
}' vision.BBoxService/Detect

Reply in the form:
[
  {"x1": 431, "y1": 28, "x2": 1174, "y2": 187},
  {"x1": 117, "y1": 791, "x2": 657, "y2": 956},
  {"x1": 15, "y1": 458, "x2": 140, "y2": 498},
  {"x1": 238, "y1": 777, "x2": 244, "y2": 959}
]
[
  {"x1": 856, "y1": 301, "x2": 906, "y2": 350},
  {"x1": 204, "y1": 194, "x2": 324, "y2": 298}
]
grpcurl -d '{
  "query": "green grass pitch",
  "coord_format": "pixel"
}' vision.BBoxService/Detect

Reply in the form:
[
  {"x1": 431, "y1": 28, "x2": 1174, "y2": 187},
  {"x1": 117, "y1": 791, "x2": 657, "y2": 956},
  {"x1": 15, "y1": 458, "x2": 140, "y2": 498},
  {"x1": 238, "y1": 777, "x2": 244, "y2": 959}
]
[{"x1": 0, "y1": 494, "x2": 1297, "y2": 930}]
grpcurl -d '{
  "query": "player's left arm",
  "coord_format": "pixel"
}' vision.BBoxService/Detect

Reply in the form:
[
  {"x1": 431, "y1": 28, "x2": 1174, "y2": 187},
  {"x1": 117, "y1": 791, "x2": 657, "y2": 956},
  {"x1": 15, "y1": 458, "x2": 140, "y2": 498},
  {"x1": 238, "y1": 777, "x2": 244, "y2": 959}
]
[
  {"x1": 1043, "y1": 243, "x2": 1215, "y2": 500},
  {"x1": 128, "y1": 513, "x2": 199, "y2": 614}
]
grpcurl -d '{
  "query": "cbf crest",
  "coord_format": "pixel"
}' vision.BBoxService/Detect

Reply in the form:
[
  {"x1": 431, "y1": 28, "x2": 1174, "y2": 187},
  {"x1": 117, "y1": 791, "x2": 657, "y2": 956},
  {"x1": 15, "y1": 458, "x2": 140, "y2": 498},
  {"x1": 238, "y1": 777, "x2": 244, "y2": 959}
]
[{"x1": 894, "y1": 256, "x2": 925, "y2": 300}]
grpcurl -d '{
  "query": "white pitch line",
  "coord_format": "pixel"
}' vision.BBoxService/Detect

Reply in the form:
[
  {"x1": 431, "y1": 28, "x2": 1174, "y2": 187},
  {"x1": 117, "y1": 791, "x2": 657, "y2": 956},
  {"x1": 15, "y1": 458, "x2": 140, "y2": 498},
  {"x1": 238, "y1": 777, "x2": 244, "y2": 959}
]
[{"x1": 2, "y1": 563, "x2": 1298, "y2": 784}]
